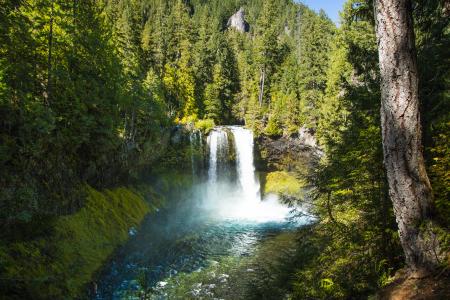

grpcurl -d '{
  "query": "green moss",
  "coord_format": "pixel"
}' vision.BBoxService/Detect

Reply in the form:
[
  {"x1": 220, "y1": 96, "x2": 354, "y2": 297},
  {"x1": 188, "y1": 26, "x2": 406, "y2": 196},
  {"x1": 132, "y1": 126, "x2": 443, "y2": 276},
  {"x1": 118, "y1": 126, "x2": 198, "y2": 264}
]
[
  {"x1": 263, "y1": 171, "x2": 305, "y2": 197},
  {"x1": 0, "y1": 186, "x2": 151, "y2": 299},
  {"x1": 151, "y1": 170, "x2": 194, "y2": 197}
]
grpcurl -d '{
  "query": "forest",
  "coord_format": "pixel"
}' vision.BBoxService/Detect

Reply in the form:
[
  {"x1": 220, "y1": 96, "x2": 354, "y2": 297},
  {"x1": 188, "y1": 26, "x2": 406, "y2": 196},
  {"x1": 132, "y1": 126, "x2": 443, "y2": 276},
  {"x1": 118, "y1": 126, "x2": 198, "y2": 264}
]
[{"x1": 0, "y1": 0, "x2": 449, "y2": 299}]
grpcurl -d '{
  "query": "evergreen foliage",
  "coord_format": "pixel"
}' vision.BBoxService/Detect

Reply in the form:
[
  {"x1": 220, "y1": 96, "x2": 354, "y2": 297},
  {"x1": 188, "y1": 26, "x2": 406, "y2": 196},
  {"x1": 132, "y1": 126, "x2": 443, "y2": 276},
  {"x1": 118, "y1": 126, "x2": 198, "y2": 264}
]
[
  {"x1": 0, "y1": 186, "x2": 152, "y2": 299},
  {"x1": 0, "y1": 0, "x2": 448, "y2": 298},
  {"x1": 290, "y1": 0, "x2": 449, "y2": 297},
  {"x1": 0, "y1": 0, "x2": 338, "y2": 226}
]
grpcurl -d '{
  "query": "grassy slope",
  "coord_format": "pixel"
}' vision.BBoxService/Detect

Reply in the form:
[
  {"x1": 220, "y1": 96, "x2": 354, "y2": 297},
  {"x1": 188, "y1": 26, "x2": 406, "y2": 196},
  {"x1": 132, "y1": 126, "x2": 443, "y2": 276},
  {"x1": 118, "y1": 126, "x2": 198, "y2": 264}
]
[
  {"x1": 0, "y1": 186, "x2": 154, "y2": 299},
  {"x1": 263, "y1": 171, "x2": 305, "y2": 197}
]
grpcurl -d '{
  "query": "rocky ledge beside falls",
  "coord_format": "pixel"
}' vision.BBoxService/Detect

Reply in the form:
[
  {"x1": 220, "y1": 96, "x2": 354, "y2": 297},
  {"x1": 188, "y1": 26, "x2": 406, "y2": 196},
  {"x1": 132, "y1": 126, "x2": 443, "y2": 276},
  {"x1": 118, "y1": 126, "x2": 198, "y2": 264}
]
[{"x1": 255, "y1": 127, "x2": 322, "y2": 174}]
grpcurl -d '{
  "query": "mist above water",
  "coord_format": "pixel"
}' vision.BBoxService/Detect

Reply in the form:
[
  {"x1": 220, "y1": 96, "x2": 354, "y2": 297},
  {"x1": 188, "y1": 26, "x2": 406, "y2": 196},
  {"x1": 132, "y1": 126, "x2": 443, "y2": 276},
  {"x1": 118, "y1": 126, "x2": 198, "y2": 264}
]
[
  {"x1": 202, "y1": 126, "x2": 291, "y2": 222},
  {"x1": 94, "y1": 126, "x2": 301, "y2": 299}
]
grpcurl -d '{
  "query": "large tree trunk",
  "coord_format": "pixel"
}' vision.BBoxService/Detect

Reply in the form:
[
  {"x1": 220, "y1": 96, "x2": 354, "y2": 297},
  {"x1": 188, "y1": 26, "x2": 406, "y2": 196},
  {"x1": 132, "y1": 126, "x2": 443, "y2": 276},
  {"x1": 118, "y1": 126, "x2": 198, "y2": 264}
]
[{"x1": 374, "y1": 0, "x2": 441, "y2": 271}]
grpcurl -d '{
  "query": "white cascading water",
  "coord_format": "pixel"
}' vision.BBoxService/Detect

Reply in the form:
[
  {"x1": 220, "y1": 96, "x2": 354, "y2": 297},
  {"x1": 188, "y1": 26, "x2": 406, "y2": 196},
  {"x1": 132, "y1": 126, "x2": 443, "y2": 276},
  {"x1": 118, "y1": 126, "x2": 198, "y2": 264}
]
[
  {"x1": 206, "y1": 128, "x2": 228, "y2": 184},
  {"x1": 231, "y1": 126, "x2": 260, "y2": 203},
  {"x1": 204, "y1": 126, "x2": 290, "y2": 222}
]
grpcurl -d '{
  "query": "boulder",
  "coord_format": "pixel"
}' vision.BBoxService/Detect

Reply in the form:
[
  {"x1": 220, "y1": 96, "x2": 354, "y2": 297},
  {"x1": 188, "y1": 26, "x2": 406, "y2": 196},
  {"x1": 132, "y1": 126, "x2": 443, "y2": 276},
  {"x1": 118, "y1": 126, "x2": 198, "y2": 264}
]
[
  {"x1": 298, "y1": 126, "x2": 317, "y2": 148},
  {"x1": 227, "y1": 8, "x2": 250, "y2": 33}
]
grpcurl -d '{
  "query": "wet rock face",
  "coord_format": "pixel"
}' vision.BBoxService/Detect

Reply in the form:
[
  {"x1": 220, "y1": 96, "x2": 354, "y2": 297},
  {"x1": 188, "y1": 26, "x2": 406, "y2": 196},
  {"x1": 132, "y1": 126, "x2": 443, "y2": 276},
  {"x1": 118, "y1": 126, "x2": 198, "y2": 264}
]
[
  {"x1": 298, "y1": 126, "x2": 317, "y2": 148},
  {"x1": 227, "y1": 8, "x2": 250, "y2": 33},
  {"x1": 255, "y1": 134, "x2": 319, "y2": 173}
]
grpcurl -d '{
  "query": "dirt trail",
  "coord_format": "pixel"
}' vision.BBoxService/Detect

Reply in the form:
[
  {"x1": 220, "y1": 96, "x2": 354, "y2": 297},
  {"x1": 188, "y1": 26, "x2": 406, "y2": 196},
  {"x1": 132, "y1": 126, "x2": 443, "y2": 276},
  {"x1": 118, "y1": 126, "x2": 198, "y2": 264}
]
[{"x1": 377, "y1": 269, "x2": 450, "y2": 300}]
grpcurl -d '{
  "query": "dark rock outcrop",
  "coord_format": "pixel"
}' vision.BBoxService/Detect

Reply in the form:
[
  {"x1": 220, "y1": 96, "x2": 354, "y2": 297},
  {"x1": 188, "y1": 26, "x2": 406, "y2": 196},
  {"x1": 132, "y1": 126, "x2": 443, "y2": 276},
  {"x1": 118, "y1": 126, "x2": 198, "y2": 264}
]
[
  {"x1": 255, "y1": 134, "x2": 320, "y2": 173},
  {"x1": 227, "y1": 8, "x2": 250, "y2": 33}
]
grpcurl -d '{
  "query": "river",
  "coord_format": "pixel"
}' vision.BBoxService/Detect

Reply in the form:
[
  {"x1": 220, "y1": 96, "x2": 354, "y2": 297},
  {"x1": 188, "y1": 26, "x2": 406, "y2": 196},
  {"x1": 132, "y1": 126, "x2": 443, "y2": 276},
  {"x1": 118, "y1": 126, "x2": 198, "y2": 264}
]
[{"x1": 93, "y1": 126, "x2": 310, "y2": 299}]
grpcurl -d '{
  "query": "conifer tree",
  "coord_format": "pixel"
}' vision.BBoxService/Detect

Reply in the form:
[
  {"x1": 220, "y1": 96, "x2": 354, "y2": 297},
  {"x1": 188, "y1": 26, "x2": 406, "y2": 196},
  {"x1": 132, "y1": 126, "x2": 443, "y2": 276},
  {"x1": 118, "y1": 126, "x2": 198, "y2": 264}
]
[{"x1": 375, "y1": 0, "x2": 442, "y2": 271}]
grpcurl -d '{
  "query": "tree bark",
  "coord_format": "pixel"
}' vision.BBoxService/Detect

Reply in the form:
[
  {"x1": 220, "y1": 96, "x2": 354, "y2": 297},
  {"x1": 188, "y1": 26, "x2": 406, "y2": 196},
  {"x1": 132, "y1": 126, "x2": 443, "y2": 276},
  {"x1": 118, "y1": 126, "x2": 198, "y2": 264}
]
[{"x1": 374, "y1": 0, "x2": 441, "y2": 271}]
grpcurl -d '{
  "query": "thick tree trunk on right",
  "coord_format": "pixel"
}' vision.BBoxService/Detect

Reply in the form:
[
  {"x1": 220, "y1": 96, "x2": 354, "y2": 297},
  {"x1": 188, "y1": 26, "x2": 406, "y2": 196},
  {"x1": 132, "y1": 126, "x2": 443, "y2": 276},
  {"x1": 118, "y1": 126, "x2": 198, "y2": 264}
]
[{"x1": 374, "y1": 0, "x2": 442, "y2": 271}]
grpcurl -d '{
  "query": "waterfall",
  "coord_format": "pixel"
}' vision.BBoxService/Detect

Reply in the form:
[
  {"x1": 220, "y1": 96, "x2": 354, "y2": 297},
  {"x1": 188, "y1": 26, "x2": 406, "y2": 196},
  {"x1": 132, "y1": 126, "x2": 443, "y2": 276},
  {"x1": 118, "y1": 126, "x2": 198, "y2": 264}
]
[
  {"x1": 207, "y1": 128, "x2": 229, "y2": 183},
  {"x1": 230, "y1": 126, "x2": 260, "y2": 203},
  {"x1": 204, "y1": 126, "x2": 290, "y2": 222}
]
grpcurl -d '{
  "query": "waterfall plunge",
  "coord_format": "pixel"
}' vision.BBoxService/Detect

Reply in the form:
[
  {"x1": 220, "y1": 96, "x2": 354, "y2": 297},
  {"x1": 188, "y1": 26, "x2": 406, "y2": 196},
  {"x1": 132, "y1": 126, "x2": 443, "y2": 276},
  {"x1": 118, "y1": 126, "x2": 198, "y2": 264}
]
[
  {"x1": 207, "y1": 129, "x2": 228, "y2": 184},
  {"x1": 204, "y1": 126, "x2": 291, "y2": 222},
  {"x1": 232, "y1": 127, "x2": 260, "y2": 203}
]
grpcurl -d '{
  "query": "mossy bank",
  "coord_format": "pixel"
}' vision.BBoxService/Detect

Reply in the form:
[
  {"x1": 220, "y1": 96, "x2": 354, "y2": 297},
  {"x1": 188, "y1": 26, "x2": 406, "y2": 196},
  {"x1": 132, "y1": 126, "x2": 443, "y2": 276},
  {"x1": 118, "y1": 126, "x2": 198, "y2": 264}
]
[{"x1": 0, "y1": 186, "x2": 157, "y2": 299}]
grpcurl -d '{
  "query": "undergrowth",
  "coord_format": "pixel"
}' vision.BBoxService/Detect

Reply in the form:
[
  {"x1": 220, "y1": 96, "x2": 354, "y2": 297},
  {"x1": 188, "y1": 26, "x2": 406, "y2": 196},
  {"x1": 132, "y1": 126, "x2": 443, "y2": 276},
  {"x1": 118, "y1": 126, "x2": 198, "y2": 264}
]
[{"x1": 0, "y1": 186, "x2": 153, "y2": 299}]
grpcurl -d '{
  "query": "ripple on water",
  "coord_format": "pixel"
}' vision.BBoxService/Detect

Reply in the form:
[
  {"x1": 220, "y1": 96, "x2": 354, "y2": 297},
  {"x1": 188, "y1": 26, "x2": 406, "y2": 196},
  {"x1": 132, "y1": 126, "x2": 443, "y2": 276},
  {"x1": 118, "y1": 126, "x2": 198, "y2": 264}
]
[
  {"x1": 94, "y1": 126, "x2": 310, "y2": 299},
  {"x1": 93, "y1": 209, "x2": 307, "y2": 299}
]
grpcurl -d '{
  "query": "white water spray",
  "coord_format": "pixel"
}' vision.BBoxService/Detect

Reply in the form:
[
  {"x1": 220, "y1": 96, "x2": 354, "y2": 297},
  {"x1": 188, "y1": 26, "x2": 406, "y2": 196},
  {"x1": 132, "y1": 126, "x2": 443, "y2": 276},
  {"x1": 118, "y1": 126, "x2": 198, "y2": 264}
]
[
  {"x1": 231, "y1": 126, "x2": 260, "y2": 202},
  {"x1": 207, "y1": 128, "x2": 228, "y2": 183},
  {"x1": 204, "y1": 126, "x2": 291, "y2": 222}
]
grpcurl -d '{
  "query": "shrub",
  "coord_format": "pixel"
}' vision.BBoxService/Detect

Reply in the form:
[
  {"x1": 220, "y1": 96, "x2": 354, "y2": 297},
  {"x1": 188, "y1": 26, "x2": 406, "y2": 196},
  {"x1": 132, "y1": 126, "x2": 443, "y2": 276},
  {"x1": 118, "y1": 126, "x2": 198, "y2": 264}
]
[{"x1": 195, "y1": 119, "x2": 216, "y2": 134}]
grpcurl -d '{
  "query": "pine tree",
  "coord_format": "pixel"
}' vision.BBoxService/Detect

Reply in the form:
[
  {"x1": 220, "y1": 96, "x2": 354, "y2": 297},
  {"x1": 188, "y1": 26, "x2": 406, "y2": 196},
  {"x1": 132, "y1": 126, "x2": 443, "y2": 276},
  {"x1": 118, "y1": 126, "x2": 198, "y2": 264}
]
[
  {"x1": 297, "y1": 9, "x2": 334, "y2": 129},
  {"x1": 375, "y1": 0, "x2": 442, "y2": 271},
  {"x1": 254, "y1": 0, "x2": 280, "y2": 107}
]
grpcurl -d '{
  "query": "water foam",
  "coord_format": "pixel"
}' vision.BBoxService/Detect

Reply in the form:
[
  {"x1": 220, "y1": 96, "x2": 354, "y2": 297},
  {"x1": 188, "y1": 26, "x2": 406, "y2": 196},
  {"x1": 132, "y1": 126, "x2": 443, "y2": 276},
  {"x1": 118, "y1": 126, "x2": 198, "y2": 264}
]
[{"x1": 205, "y1": 126, "x2": 291, "y2": 222}]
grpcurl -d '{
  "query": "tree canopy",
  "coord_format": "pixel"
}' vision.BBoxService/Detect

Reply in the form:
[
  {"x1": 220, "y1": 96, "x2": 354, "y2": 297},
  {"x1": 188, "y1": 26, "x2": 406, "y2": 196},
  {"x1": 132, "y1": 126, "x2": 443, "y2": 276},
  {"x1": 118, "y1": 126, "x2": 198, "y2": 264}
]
[{"x1": 0, "y1": 0, "x2": 448, "y2": 298}]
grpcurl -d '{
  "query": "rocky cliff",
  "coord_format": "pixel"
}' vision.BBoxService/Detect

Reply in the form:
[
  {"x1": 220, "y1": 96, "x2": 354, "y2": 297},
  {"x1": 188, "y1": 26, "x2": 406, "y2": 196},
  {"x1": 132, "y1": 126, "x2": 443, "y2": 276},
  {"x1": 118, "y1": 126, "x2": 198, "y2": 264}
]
[
  {"x1": 255, "y1": 133, "x2": 321, "y2": 174},
  {"x1": 227, "y1": 8, "x2": 250, "y2": 33}
]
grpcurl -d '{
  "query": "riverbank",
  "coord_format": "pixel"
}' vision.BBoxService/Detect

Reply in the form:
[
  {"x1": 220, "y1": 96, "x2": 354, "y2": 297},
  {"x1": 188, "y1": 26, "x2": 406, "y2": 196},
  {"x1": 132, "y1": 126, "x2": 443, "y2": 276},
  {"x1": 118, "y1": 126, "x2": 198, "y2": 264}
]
[
  {"x1": 91, "y1": 126, "x2": 308, "y2": 299},
  {"x1": 0, "y1": 186, "x2": 157, "y2": 299}
]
